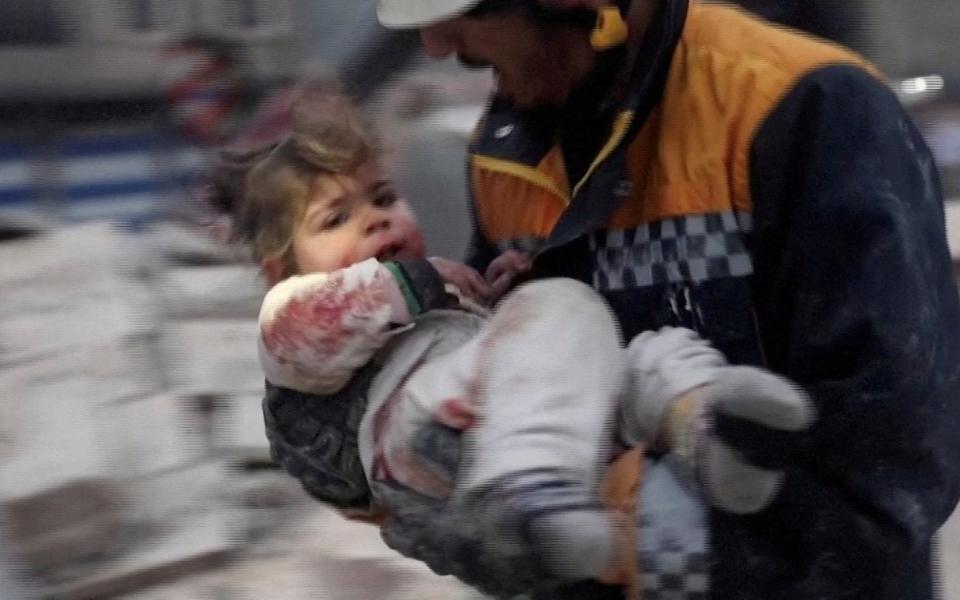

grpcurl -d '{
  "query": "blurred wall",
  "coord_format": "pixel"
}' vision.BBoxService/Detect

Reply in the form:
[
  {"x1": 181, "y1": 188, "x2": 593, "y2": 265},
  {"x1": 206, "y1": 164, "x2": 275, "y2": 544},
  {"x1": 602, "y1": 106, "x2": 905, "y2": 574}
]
[
  {"x1": 734, "y1": 0, "x2": 960, "y2": 79},
  {"x1": 860, "y1": 0, "x2": 960, "y2": 78}
]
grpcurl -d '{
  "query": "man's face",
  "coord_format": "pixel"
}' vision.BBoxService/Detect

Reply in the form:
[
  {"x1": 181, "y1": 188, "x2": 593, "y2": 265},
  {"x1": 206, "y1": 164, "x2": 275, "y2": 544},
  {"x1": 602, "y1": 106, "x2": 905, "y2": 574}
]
[{"x1": 419, "y1": 12, "x2": 591, "y2": 109}]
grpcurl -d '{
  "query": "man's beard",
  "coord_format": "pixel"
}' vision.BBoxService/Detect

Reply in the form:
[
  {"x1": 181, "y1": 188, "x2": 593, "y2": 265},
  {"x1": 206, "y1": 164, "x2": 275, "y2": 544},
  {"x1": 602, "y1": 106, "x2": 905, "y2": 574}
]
[
  {"x1": 456, "y1": 53, "x2": 491, "y2": 70},
  {"x1": 562, "y1": 44, "x2": 628, "y2": 117},
  {"x1": 499, "y1": 52, "x2": 571, "y2": 109}
]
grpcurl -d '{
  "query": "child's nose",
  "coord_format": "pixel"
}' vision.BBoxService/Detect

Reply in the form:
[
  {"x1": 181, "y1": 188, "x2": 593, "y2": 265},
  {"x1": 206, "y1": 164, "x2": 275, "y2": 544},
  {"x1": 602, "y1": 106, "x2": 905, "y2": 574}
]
[{"x1": 364, "y1": 212, "x2": 392, "y2": 235}]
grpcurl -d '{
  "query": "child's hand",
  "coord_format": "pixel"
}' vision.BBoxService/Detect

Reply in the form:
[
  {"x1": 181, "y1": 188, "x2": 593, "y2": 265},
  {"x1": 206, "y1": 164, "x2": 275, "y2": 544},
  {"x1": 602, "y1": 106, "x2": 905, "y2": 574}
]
[
  {"x1": 485, "y1": 250, "x2": 533, "y2": 301},
  {"x1": 427, "y1": 256, "x2": 494, "y2": 306}
]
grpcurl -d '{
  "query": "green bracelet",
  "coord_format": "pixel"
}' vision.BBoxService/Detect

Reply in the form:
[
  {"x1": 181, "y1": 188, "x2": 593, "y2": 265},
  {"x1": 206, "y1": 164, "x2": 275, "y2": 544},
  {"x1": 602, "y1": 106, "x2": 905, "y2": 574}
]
[{"x1": 384, "y1": 261, "x2": 422, "y2": 316}]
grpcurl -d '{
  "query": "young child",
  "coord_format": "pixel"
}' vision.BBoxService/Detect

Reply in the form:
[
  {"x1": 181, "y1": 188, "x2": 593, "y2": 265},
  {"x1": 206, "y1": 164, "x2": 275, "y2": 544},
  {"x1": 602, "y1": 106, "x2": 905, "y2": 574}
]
[
  {"x1": 216, "y1": 90, "x2": 629, "y2": 584},
  {"x1": 210, "y1": 91, "x2": 813, "y2": 599}
]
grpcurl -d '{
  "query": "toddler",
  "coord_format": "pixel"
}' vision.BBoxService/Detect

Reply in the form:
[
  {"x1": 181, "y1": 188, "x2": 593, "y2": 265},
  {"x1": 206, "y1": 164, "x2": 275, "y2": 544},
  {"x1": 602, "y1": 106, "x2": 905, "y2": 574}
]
[{"x1": 210, "y1": 90, "x2": 813, "y2": 599}]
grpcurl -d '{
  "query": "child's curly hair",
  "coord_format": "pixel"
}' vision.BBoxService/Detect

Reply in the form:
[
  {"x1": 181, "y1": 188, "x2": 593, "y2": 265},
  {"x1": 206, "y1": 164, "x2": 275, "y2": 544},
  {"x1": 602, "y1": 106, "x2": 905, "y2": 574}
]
[{"x1": 206, "y1": 87, "x2": 381, "y2": 268}]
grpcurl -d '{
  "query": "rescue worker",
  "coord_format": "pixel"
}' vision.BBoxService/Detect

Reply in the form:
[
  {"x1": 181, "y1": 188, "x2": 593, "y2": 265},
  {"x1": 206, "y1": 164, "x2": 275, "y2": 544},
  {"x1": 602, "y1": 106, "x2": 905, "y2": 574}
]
[{"x1": 374, "y1": 0, "x2": 960, "y2": 598}]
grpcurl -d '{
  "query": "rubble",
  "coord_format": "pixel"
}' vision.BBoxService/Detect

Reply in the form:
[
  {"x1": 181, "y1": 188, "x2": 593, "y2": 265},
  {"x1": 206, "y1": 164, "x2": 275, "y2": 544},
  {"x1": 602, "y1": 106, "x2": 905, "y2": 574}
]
[
  {"x1": 0, "y1": 220, "x2": 487, "y2": 599},
  {"x1": 215, "y1": 394, "x2": 273, "y2": 465},
  {"x1": 5, "y1": 479, "x2": 126, "y2": 580},
  {"x1": 160, "y1": 319, "x2": 264, "y2": 398}
]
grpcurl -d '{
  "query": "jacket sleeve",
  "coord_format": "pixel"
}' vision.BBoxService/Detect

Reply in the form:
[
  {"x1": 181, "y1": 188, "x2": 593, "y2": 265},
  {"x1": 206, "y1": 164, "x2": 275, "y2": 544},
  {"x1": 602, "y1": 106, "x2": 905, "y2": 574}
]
[
  {"x1": 737, "y1": 64, "x2": 960, "y2": 594},
  {"x1": 258, "y1": 257, "x2": 448, "y2": 395}
]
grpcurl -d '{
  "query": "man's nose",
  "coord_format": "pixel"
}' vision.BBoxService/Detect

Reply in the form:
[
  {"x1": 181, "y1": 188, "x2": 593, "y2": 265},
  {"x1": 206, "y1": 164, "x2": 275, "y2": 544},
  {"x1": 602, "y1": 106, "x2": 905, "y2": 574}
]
[{"x1": 419, "y1": 25, "x2": 456, "y2": 59}]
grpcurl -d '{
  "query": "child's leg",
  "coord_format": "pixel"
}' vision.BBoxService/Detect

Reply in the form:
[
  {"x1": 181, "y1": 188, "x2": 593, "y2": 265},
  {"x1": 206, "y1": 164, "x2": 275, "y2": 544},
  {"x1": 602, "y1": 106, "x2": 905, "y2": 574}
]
[
  {"x1": 456, "y1": 278, "x2": 626, "y2": 580},
  {"x1": 463, "y1": 278, "x2": 624, "y2": 491},
  {"x1": 469, "y1": 279, "x2": 626, "y2": 580},
  {"x1": 391, "y1": 279, "x2": 625, "y2": 580}
]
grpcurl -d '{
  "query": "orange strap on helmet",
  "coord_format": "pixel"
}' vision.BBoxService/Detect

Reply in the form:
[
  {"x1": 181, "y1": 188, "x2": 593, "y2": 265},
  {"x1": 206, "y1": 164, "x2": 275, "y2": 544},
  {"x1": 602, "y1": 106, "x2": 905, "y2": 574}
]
[{"x1": 591, "y1": 5, "x2": 629, "y2": 50}]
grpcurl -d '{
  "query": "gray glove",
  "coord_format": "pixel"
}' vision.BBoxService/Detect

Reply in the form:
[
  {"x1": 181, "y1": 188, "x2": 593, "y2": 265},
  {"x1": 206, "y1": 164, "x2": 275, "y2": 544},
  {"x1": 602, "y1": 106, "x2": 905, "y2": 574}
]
[{"x1": 620, "y1": 327, "x2": 815, "y2": 514}]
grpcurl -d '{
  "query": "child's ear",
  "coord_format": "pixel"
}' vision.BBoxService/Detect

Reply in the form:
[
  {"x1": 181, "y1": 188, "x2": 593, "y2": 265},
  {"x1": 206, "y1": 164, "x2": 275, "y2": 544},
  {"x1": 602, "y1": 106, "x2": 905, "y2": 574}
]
[{"x1": 261, "y1": 256, "x2": 288, "y2": 287}]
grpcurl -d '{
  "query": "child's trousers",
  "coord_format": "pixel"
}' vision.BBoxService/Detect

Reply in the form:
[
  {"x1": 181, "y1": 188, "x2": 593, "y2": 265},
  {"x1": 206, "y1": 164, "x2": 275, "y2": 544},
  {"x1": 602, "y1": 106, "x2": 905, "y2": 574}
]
[{"x1": 382, "y1": 279, "x2": 626, "y2": 579}]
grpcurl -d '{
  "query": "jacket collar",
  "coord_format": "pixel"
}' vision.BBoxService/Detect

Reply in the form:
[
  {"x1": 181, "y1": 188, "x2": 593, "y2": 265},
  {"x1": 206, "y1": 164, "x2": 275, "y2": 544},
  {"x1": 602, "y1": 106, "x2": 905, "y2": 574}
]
[
  {"x1": 470, "y1": 0, "x2": 690, "y2": 251},
  {"x1": 548, "y1": 0, "x2": 689, "y2": 249},
  {"x1": 472, "y1": 0, "x2": 689, "y2": 169}
]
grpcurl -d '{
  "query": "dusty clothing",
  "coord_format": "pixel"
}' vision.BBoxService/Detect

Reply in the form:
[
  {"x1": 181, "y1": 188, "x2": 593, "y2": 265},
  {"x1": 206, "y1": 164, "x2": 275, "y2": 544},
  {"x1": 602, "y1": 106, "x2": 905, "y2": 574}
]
[
  {"x1": 258, "y1": 258, "x2": 485, "y2": 500},
  {"x1": 264, "y1": 379, "x2": 709, "y2": 599},
  {"x1": 260, "y1": 260, "x2": 709, "y2": 598},
  {"x1": 465, "y1": 0, "x2": 960, "y2": 597}
]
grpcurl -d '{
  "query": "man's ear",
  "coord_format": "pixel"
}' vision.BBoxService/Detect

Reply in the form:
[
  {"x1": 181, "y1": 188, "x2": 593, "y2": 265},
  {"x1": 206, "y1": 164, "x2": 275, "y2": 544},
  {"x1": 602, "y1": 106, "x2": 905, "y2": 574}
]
[{"x1": 261, "y1": 256, "x2": 289, "y2": 287}]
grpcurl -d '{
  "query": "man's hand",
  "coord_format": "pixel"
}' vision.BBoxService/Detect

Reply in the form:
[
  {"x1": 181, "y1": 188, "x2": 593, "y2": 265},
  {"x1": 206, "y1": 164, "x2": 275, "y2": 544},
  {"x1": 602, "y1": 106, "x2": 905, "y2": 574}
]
[
  {"x1": 427, "y1": 256, "x2": 494, "y2": 307},
  {"x1": 620, "y1": 327, "x2": 815, "y2": 514},
  {"x1": 485, "y1": 250, "x2": 533, "y2": 301}
]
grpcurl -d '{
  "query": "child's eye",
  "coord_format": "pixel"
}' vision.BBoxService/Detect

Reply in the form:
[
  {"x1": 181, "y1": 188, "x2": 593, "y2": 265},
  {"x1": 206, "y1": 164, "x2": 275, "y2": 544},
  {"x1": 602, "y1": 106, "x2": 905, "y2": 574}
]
[
  {"x1": 322, "y1": 212, "x2": 348, "y2": 230},
  {"x1": 373, "y1": 191, "x2": 398, "y2": 208}
]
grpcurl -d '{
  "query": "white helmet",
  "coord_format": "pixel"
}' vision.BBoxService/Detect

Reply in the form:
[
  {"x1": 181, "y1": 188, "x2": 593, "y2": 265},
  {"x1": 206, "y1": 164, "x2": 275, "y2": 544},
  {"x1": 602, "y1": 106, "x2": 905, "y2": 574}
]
[{"x1": 377, "y1": 0, "x2": 483, "y2": 29}]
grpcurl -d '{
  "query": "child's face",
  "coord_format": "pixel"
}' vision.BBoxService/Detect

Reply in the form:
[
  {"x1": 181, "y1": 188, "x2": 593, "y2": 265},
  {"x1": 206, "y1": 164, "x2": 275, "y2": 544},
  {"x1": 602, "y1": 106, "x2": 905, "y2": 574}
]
[{"x1": 290, "y1": 161, "x2": 426, "y2": 275}]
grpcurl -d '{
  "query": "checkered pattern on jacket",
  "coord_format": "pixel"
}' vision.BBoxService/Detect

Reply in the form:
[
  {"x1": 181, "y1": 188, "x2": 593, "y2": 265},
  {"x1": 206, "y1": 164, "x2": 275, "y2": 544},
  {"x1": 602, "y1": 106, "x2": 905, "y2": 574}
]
[{"x1": 591, "y1": 211, "x2": 753, "y2": 291}]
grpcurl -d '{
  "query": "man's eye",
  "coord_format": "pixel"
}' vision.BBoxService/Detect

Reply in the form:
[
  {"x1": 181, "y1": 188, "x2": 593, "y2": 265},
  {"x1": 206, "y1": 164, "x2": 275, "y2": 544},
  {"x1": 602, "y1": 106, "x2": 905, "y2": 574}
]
[{"x1": 373, "y1": 192, "x2": 398, "y2": 208}]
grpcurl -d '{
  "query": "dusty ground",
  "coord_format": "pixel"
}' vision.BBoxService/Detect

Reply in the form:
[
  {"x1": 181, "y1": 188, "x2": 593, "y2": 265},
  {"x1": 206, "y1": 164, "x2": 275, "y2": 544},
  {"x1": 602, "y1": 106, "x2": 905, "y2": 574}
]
[{"x1": 121, "y1": 472, "x2": 490, "y2": 600}]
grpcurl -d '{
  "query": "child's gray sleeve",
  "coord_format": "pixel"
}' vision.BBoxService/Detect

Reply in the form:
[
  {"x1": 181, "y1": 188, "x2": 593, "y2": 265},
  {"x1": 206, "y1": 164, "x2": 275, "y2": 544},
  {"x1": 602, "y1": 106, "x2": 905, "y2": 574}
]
[{"x1": 262, "y1": 370, "x2": 377, "y2": 511}]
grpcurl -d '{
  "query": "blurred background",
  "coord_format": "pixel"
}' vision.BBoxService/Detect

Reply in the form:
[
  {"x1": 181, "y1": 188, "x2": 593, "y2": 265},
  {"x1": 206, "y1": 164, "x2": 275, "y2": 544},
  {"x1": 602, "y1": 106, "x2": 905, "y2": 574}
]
[{"x1": 0, "y1": 1, "x2": 957, "y2": 598}]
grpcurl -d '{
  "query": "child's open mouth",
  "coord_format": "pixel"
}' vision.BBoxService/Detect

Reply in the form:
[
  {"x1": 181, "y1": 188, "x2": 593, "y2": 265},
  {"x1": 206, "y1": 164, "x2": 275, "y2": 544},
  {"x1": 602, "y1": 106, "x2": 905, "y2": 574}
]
[{"x1": 376, "y1": 241, "x2": 406, "y2": 262}]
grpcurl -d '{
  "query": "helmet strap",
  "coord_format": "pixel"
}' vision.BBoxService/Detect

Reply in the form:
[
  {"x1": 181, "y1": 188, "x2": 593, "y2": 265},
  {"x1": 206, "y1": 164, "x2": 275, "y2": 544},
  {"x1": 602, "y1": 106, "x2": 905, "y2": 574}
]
[{"x1": 590, "y1": 5, "x2": 630, "y2": 50}]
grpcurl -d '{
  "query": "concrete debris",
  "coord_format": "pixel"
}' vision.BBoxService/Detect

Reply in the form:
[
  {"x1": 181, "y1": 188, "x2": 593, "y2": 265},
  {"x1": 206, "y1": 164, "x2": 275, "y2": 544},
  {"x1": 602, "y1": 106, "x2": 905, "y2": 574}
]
[
  {"x1": 156, "y1": 265, "x2": 264, "y2": 320},
  {"x1": 40, "y1": 511, "x2": 233, "y2": 600},
  {"x1": 96, "y1": 394, "x2": 207, "y2": 478},
  {"x1": 213, "y1": 394, "x2": 270, "y2": 465},
  {"x1": 5, "y1": 478, "x2": 127, "y2": 581},
  {"x1": 160, "y1": 320, "x2": 264, "y2": 397}
]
